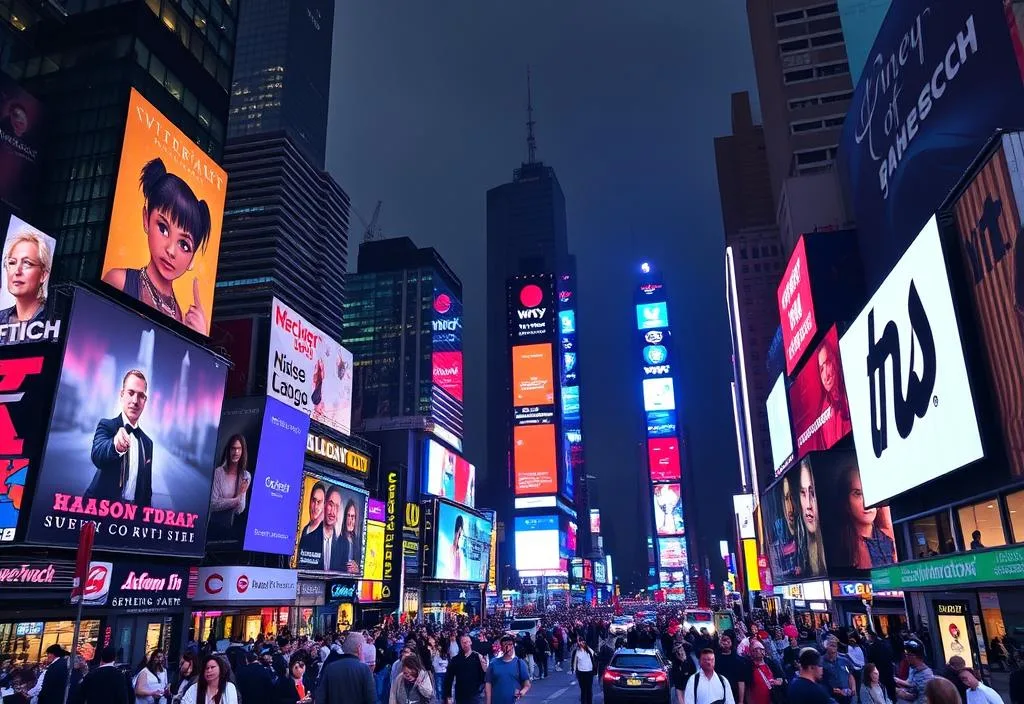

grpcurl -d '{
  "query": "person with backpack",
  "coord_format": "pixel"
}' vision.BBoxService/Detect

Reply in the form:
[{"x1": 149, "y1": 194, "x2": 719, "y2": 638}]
[
  {"x1": 484, "y1": 635, "x2": 530, "y2": 704},
  {"x1": 684, "y1": 649, "x2": 736, "y2": 704},
  {"x1": 570, "y1": 636, "x2": 598, "y2": 704}
]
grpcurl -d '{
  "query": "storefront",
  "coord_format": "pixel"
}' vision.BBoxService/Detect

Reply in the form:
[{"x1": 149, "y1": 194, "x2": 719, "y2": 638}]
[
  {"x1": 320, "y1": 578, "x2": 358, "y2": 631},
  {"x1": 191, "y1": 566, "x2": 298, "y2": 644},
  {"x1": 420, "y1": 583, "x2": 484, "y2": 622},
  {"x1": 830, "y1": 580, "x2": 908, "y2": 636},
  {"x1": 775, "y1": 581, "x2": 833, "y2": 633},
  {"x1": 0, "y1": 557, "x2": 192, "y2": 666}
]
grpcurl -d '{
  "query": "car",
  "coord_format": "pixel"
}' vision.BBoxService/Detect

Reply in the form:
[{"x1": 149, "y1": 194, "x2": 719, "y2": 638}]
[
  {"x1": 505, "y1": 618, "x2": 541, "y2": 639},
  {"x1": 602, "y1": 648, "x2": 670, "y2": 704},
  {"x1": 609, "y1": 616, "x2": 635, "y2": 635},
  {"x1": 683, "y1": 609, "x2": 716, "y2": 635}
]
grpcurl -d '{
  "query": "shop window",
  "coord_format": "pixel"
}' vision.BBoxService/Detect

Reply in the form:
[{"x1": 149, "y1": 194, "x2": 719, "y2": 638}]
[
  {"x1": 909, "y1": 512, "x2": 956, "y2": 558},
  {"x1": 1006, "y1": 490, "x2": 1024, "y2": 542},
  {"x1": 0, "y1": 620, "x2": 100, "y2": 665},
  {"x1": 959, "y1": 498, "x2": 1007, "y2": 550}
]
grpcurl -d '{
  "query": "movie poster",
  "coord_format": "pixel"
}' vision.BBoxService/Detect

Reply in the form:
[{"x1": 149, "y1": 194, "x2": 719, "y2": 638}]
[
  {"x1": 763, "y1": 460, "x2": 827, "y2": 583},
  {"x1": 0, "y1": 214, "x2": 59, "y2": 346},
  {"x1": 0, "y1": 76, "x2": 44, "y2": 213},
  {"x1": 207, "y1": 398, "x2": 265, "y2": 544},
  {"x1": 101, "y1": 89, "x2": 227, "y2": 337},
  {"x1": 789, "y1": 327, "x2": 852, "y2": 458},
  {"x1": 292, "y1": 473, "x2": 367, "y2": 575},
  {"x1": 26, "y1": 289, "x2": 227, "y2": 556}
]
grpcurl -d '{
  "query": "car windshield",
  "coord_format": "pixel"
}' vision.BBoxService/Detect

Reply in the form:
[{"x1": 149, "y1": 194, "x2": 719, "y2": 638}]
[
  {"x1": 510, "y1": 620, "x2": 537, "y2": 630},
  {"x1": 610, "y1": 655, "x2": 661, "y2": 670},
  {"x1": 613, "y1": 617, "x2": 632, "y2": 624}
]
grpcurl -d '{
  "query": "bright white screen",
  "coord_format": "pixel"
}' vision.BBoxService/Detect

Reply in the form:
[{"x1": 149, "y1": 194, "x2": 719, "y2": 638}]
[
  {"x1": 514, "y1": 516, "x2": 560, "y2": 571},
  {"x1": 766, "y1": 374, "x2": 794, "y2": 472},
  {"x1": 643, "y1": 378, "x2": 676, "y2": 412}
]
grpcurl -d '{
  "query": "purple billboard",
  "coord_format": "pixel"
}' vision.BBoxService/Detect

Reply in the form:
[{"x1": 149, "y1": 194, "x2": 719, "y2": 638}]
[
  {"x1": 368, "y1": 498, "x2": 385, "y2": 523},
  {"x1": 242, "y1": 397, "x2": 309, "y2": 554}
]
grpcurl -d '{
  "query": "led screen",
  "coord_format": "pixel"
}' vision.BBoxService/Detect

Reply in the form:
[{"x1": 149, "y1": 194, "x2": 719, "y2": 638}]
[
  {"x1": 778, "y1": 237, "x2": 817, "y2": 373},
  {"x1": 514, "y1": 515, "x2": 559, "y2": 571},
  {"x1": 559, "y1": 310, "x2": 576, "y2": 334},
  {"x1": 789, "y1": 326, "x2": 851, "y2": 458},
  {"x1": 433, "y1": 502, "x2": 492, "y2": 583},
  {"x1": 762, "y1": 461, "x2": 826, "y2": 583},
  {"x1": 513, "y1": 424, "x2": 557, "y2": 495},
  {"x1": 561, "y1": 386, "x2": 579, "y2": 416},
  {"x1": 589, "y1": 508, "x2": 601, "y2": 535},
  {"x1": 364, "y1": 520, "x2": 384, "y2": 581},
  {"x1": 766, "y1": 373, "x2": 794, "y2": 474},
  {"x1": 646, "y1": 410, "x2": 677, "y2": 438},
  {"x1": 431, "y1": 279, "x2": 463, "y2": 402},
  {"x1": 422, "y1": 438, "x2": 476, "y2": 507},
  {"x1": 512, "y1": 343, "x2": 554, "y2": 406},
  {"x1": 647, "y1": 438, "x2": 681, "y2": 482},
  {"x1": 593, "y1": 560, "x2": 607, "y2": 584},
  {"x1": 292, "y1": 474, "x2": 368, "y2": 576},
  {"x1": 658, "y1": 537, "x2": 688, "y2": 569},
  {"x1": 0, "y1": 215, "x2": 57, "y2": 343},
  {"x1": 636, "y1": 301, "x2": 669, "y2": 330},
  {"x1": 642, "y1": 378, "x2": 676, "y2": 412},
  {"x1": 653, "y1": 483, "x2": 685, "y2": 536}
]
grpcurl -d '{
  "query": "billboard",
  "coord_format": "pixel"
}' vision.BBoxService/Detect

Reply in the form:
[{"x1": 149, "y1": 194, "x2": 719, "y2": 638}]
[
  {"x1": 292, "y1": 473, "x2": 368, "y2": 575},
  {"x1": 364, "y1": 520, "x2": 385, "y2": 582},
  {"x1": 510, "y1": 276, "x2": 555, "y2": 342},
  {"x1": 645, "y1": 410, "x2": 677, "y2": 438},
  {"x1": 762, "y1": 461, "x2": 827, "y2": 583},
  {"x1": 653, "y1": 483, "x2": 685, "y2": 536},
  {"x1": 779, "y1": 238, "x2": 816, "y2": 373},
  {"x1": 207, "y1": 398, "x2": 264, "y2": 545},
  {"x1": 0, "y1": 214, "x2": 59, "y2": 345},
  {"x1": 789, "y1": 327, "x2": 852, "y2": 458},
  {"x1": 840, "y1": 217, "x2": 983, "y2": 505},
  {"x1": 194, "y1": 566, "x2": 297, "y2": 603},
  {"x1": 950, "y1": 133, "x2": 1024, "y2": 478},
  {"x1": 512, "y1": 343, "x2": 554, "y2": 406},
  {"x1": 593, "y1": 559, "x2": 607, "y2": 584},
  {"x1": 431, "y1": 279, "x2": 463, "y2": 402},
  {"x1": 766, "y1": 374, "x2": 794, "y2": 475},
  {"x1": 589, "y1": 508, "x2": 601, "y2": 535},
  {"x1": 657, "y1": 537, "x2": 688, "y2": 568},
  {"x1": 27, "y1": 290, "x2": 226, "y2": 556},
  {"x1": 78, "y1": 561, "x2": 194, "y2": 612},
  {"x1": 432, "y1": 502, "x2": 492, "y2": 583},
  {"x1": 636, "y1": 301, "x2": 669, "y2": 330},
  {"x1": 647, "y1": 438, "x2": 681, "y2": 482},
  {"x1": 101, "y1": 89, "x2": 226, "y2": 336},
  {"x1": 642, "y1": 378, "x2": 676, "y2": 412},
  {"x1": 513, "y1": 423, "x2": 557, "y2": 495},
  {"x1": 0, "y1": 75, "x2": 44, "y2": 213},
  {"x1": 514, "y1": 515, "x2": 560, "y2": 571},
  {"x1": 841, "y1": 0, "x2": 1024, "y2": 288},
  {"x1": 422, "y1": 438, "x2": 476, "y2": 507}
]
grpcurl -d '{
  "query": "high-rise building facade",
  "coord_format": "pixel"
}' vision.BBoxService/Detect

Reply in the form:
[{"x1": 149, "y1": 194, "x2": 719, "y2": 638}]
[{"x1": 342, "y1": 237, "x2": 464, "y2": 445}]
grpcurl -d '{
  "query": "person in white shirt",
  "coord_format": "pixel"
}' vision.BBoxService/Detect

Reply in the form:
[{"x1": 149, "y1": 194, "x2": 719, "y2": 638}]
[
  {"x1": 570, "y1": 637, "x2": 598, "y2": 704},
  {"x1": 361, "y1": 631, "x2": 377, "y2": 670},
  {"x1": 684, "y1": 649, "x2": 736, "y2": 704},
  {"x1": 959, "y1": 668, "x2": 1005, "y2": 704}
]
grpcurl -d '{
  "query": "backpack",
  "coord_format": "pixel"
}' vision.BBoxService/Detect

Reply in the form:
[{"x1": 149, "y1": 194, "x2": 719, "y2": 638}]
[{"x1": 690, "y1": 671, "x2": 729, "y2": 704}]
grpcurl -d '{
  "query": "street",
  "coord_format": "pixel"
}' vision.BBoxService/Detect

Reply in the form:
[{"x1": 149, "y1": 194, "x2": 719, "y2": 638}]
[{"x1": 518, "y1": 667, "x2": 604, "y2": 704}]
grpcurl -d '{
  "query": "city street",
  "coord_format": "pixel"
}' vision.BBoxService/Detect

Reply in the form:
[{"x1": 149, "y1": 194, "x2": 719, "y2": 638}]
[{"x1": 520, "y1": 667, "x2": 601, "y2": 704}]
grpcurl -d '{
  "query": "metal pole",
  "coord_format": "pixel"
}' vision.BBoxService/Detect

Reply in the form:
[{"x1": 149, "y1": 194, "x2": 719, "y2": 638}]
[{"x1": 63, "y1": 597, "x2": 84, "y2": 704}]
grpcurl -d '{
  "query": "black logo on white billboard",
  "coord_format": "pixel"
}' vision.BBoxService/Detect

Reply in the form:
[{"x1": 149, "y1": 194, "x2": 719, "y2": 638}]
[
  {"x1": 964, "y1": 194, "x2": 1011, "y2": 284},
  {"x1": 865, "y1": 281, "x2": 937, "y2": 458}
]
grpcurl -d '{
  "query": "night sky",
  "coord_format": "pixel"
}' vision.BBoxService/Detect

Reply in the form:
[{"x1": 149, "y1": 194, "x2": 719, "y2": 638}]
[{"x1": 328, "y1": 2, "x2": 758, "y2": 591}]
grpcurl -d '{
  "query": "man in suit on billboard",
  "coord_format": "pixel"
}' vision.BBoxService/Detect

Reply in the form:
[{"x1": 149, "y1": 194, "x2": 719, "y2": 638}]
[
  {"x1": 297, "y1": 481, "x2": 327, "y2": 568},
  {"x1": 86, "y1": 370, "x2": 154, "y2": 506}
]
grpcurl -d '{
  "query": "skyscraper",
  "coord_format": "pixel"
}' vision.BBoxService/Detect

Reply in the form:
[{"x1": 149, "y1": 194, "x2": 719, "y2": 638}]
[{"x1": 213, "y1": 0, "x2": 349, "y2": 341}]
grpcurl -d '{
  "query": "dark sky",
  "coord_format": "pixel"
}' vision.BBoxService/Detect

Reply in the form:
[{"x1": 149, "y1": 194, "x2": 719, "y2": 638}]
[{"x1": 328, "y1": 2, "x2": 758, "y2": 591}]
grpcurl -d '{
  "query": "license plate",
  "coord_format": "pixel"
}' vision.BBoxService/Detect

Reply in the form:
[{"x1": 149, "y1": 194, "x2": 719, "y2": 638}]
[{"x1": 626, "y1": 678, "x2": 643, "y2": 686}]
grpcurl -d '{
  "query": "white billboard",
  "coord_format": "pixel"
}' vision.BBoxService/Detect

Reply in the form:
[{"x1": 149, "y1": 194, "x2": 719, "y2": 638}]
[{"x1": 766, "y1": 373, "x2": 794, "y2": 475}]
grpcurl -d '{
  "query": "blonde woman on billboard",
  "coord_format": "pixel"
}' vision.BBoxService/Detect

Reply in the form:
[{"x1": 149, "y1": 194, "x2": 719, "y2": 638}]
[
  {"x1": 102, "y1": 158, "x2": 211, "y2": 333},
  {"x1": 0, "y1": 228, "x2": 51, "y2": 333}
]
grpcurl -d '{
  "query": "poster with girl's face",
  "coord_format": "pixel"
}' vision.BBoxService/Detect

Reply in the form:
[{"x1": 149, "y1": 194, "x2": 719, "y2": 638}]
[{"x1": 101, "y1": 89, "x2": 227, "y2": 337}]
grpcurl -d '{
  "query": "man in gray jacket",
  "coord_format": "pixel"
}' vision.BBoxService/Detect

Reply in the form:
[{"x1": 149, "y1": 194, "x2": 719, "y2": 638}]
[{"x1": 316, "y1": 632, "x2": 375, "y2": 704}]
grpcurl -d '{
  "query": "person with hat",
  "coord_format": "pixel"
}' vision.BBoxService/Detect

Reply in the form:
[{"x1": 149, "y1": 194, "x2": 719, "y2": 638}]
[
  {"x1": 37, "y1": 644, "x2": 80, "y2": 704},
  {"x1": 895, "y1": 640, "x2": 935, "y2": 704},
  {"x1": 787, "y1": 648, "x2": 831, "y2": 704}
]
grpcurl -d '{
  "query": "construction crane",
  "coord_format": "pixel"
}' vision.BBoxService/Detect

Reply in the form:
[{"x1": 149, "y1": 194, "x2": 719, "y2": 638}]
[{"x1": 353, "y1": 200, "x2": 384, "y2": 244}]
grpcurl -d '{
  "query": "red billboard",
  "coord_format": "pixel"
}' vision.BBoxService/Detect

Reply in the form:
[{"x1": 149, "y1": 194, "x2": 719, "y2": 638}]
[
  {"x1": 789, "y1": 326, "x2": 851, "y2": 457},
  {"x1": 778, "y1": 237, "x2": 817, "y2": 373},
  {"x1": 513, "y1": 424, "x2": 557, "y2": 495},
  {"x1": 647, "y1": 438, "x2": 681, "y2": 482},
  {"x1": 432, "y1": 350, "x2": 463, "y2": 402}
]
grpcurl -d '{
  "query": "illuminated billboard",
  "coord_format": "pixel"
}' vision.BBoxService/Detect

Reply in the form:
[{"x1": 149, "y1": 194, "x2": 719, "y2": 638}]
[
  {"x1": 778, "y1": 237, "x2": 816, "y2": 374},
  {"x1": 767, "y1": 373, "x2": 794, "y2": 475},
  {"x1": 422, "y1": 438, "x2": 476, "y2": 507},
  {"x1": 657, "y1": 537, "x2": 688, "y2": 568},
  {"x1": 653, "y1": 483, "x2": 685, "y2": 536},
  {"x1": 514, "y1": 515, "x2": 560, "y2": 571},
  {"x1": 513, "y1": 424, "x2": 557, "y2": 495},
  {"x1": 509, "y1": 276, "x2": 555, "y2": 343},
  {"x1": 589, "y1": 508, "x2": 601, "y2": 535},
  {"x1": 512, "y1": 343, "x2": 554, "y2": 406},
  {"x1": 646, "y1": 410, "x2": 677, "y2": 438},
  {"x1": 432, "y1": 279, "x2": 463, "y2": 402},
  {"x1": 647, "y1": 438, "x2": 681, "y2": 482},
  {"x1": 789, "y1": 326, "x2": 851, "y2": 458},
  {"x1": 642, "y1": 378, "x2": 676, "y2": 412},
  {"x1": 431, "y1": 502, "x2": 492, "y2": 583},
  {"x1": 636, "y1": 301, "x2": 669, "y2": 330}
]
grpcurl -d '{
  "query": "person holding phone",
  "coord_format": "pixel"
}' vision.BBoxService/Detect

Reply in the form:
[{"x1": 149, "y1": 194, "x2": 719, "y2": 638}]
[{"x1": 275, "y1": 653, "x2": 313, "y2": 704}]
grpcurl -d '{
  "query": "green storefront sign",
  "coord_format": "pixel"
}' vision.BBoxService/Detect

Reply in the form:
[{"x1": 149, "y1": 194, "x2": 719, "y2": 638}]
[{"x1": 872, "y1": 545, "x2": 1024, "y2": 590}]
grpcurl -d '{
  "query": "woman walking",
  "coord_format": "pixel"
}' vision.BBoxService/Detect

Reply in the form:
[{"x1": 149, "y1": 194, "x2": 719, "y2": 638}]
[{"x1": 570, "y1": 636, "x2": 598, "y2": 704}]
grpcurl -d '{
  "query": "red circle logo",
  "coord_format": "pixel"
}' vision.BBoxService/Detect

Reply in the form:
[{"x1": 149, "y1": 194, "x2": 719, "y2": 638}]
[
  {"x1": 205, "y1": 573, "x2": 223, "y2": 594},
  {"x1": 434, "y1": 294, "x2": 452, "y2": 315},
  {"x1": 236, "y1": 575, "x2": 249, "y2": 593},
  {"x1": 519, "y1": 284, "x2": 543, "y2": 308}
]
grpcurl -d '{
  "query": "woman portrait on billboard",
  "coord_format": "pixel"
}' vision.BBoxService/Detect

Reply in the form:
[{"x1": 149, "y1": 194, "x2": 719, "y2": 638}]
[
  {"x1": 334, "y1": 498, "x2": 361, "y2": 574},
  {"x1": 798, "y1": 462, "x2": 826, "y2": 577},
  {"x1": 208, "y1": 434, "x2": 251, "y2": 537},
  {"x1": 102, "y1": 158, "x2": 211, "y2": 333},
  {"x1": 770, "y1": 475, "x2": 800, "y2": 578},
  {"x1": 814, "y1": 333, "x2": 852, "y2": 449},
  {"x1": 836, "y1": 464, "x2": 896, "y2": 569},
  {"x1": 449, "y1": 513, "x2": 465, "y2": 580},
  {"x1": 0, "y1": 227, "x2": 51, "y2": 335}
]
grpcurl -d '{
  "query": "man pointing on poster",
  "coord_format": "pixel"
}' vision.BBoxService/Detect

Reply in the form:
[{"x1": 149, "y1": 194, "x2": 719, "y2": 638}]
[{"x1": 86, "y1": 369, "x2": 154, "y2": 506}]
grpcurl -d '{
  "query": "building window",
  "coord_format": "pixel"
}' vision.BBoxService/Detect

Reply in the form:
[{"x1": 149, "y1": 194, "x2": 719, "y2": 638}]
[
  {"x1": 1007, "y1": 490, "x2": 1024, "y2": 542},
  {"x1": 780, "y1": 38, "x2": 810, "y2": 54},
  {"x1": 958, "y1": 499, "x2": 1006, "y2": 550},
  {"x1": 775, "y1": 9, "x2": 804, "y2": 24},
  {"x1": 809, "y1": 31, "x2": 844, "y2": 48},
  {"x1": 817, "y1": 61, "x2": 850, "y2": 78},
  {"x1": 908, "y1": 512, "x2": 956, "y2": 558},
  {"x1": 806, "y1": 3, "x2": 839, "y2": 17},
  {"x1": 784, "y1": 68, "x2": 814, "y2": 84}
]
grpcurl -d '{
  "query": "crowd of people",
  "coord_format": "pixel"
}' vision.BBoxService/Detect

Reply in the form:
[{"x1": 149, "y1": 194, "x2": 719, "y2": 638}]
[{"x1": 1, "y1": 605, "x2": 1020, "y2": 704}]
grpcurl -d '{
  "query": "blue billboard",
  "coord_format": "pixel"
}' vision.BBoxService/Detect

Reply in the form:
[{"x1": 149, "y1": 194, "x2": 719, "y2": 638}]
[
  {"x1": 840, "y1": 0, "x2": 1024, "y2": 288},
  {"x1": 636, "y1": 301, "x2": 669, "y2": 330},
  {"x1": 839, "y1": 0, "x2": 893, "y2": 82}
]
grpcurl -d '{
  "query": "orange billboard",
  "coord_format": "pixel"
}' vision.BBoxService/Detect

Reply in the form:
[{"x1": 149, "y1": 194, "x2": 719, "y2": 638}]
[
  {"x1": 101, "y1": 89, "x2": 227, "y2": 336},
  {"x1": 512, "y1": 343, "x2": 554, "y2": 406},
  {"x1": 513, "y1": 423, "x2": 557, "y2": 495}
]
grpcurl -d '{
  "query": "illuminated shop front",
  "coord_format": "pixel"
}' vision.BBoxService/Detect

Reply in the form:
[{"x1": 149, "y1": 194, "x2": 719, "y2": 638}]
[{"x1": 191, "y1": 566, "x2": 299, "y2": 642}]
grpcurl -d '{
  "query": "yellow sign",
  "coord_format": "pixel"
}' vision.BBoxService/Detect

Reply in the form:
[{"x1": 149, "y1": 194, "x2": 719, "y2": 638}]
[
  {"x1": 743, "y1": 539, "x2": 761, "y2": 592},
  {"x1": 306, "y1": 433, "x2": 370, "y2": 474},
  {"x1": 364, "y1": 521, "x2": 384, "y2": 581}
]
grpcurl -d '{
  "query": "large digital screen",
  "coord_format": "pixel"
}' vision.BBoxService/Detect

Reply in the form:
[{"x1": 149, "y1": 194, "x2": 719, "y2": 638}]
[
  {"x1": 433, "y1": 502, "x2": 492, "y2": 583},
  {"x1": 364, "y1": 521, "x2": 384, "y2": 582},
  {"x1": 657, "y1": 537, "x2": 688, "y2": 568},
  {"x1": 647, "y1": 438, "x2": 681, "y2": 482},
  {"x1": 593, "y1": 560, "x2": 607, "y2": 584},
  {"x1": 789, "y1": 326, "x2": 852, "y2": 458},
  {"x1": 101, "y1": 89, "x2": 226, "y2": 337},
  {"x1": 766, "y1": 374, "x2": 794, "y2": 474},
  {"x1": 646, "y1": 410, "x2": 677, "y2": 438},
  {"x1": 0, "y1": 74, "x2": 44, "y2": 213},
  {"x1": 512, "y1": 343, "x2": 554, "y2": 406},
  {"x1": 431, "y1": 279, "x2": 463, "y2": 402},
  {"x1": 292, "y1": 473, "x2": 368, "y2": 575},
  {"x1": 208, "y1": 398, "x2": 263, "y2": 546},
  {"x1": 642, "y1": 378, "x2": 676, "y2": 412},
  {"x1": 422, "y1": 438, "x2": 476, "y2": 507},
  {"x1": 653, "y1": 483, "x2": 685, "y2": 536},
  {"x1": 840, "y1": 217, "x2": 983, "y2": 505},
  {"x1": 589, "y1": 508, "x2": 601, "y2": 535},
  {"x1": 762, "y1": 461, "x2": 826, "y2": 583},
  {"x1": 636, "y1": 301, "x2": 669, "y2": 330},
  {"x1": 0, "y1": 214, "x2": 58, "y2": 345},
  {"x1": 513, "y1": 423, "x2": 557, "y2": 495},
  {"x1": 514, "y1": 515, "x2": 560, "y2": 571},
  {"x1": 267, "y1": 298, "x2": 354, "y2": 436},
  {"x1": 510, "y1": 276, "x2": 555, "y2": 343},
  {"x1": 561, "y1": 385, "x2": 579, "y2": 416},
  {"x1": 778, "y1": 237, "x2": 816, "y2": 373},
  {"x1": 26, "y1": 290, "x2": 227, "y2": 556}
]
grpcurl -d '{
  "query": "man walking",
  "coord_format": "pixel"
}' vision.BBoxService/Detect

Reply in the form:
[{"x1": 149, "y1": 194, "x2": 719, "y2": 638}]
[
  {"x1": 788, "y1": 649, "x2": 831, "y2": 704},
  {"x1": 75, "y1": 646, "x2": 129, "y2": 704},
  {"x1": 716, "y1": 631, "x2": 751, "y2": 704},
  {"x1": 822, "y1": 636, "x2": 856, "y2": 704},
  {"x1": 444, "y1": 635, "x2": 488, "y2": 704},
  {"x1": 895, "y1": 639, "x2": 935, "y2": 704},
  {"x1": 684, "y1": 649, "x2": 736, "y2": 704},
  {"x1": 485, "y1": 635, "x2": 530, "y2": 704},
  {"x1": 316, "y1": 632, "x2": 375, "y2": 704}
]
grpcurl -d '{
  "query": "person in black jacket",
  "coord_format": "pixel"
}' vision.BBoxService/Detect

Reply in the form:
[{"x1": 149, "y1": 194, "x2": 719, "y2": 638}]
[
  {"x1": 37, "y1": 644, "x2": 81, "y2": 704},
  {"x1": 274, "y1": 653, "x2": 315, "y2": 703},
  {"x1": 236, "y1": 649, "x2": 275, "y2": 704},
  {"x1": 74, "y1": 646, "x2": 129, "y2": 704},
  {"x1": 443, "y1": 636, "x2": 487, "y2": 704}
]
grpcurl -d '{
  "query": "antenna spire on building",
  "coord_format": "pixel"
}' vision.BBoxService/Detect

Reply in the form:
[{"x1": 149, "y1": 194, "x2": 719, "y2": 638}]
[{"x1": 526, "y1": 65, "x2": 537, "y2": 164}]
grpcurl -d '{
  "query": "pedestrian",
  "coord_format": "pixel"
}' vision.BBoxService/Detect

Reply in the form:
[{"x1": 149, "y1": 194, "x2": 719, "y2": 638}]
[
  {"x1": 484, "y1": 635, "x2": 531, "y2": 704},
  {"x1": 683, "y1": 649, "x2": 735, "y2": 704},
  {"x1": 716, "y1": 631, "x2": 751, "y2": 704},
  {"x1": 894, "y1": 640, "x2": 935, "y2": 704},
  {"x1": 181, "y1": 654, "x2": 239, "y2": 704},
  {"x1": 443, "y1": 635, "x2": 487, "y2": 704},
  {"x1": 923, "y1": 678, "x2": 961, "y2": 704},
  {"x1": 171, "y1": 653, "x2": 199, "y2": 704},
  {"x1": 133, "y1": 650, "x2": 170, "y2": 704},
  {"x1": 787, "y1": 649, "x2": 830, "y2": 704},
  {"x1": 748, "y1": 640, "x2": 784, "y2": 704},
  {"x1": 388, "y1": 655, "x2": 434, "y2": 704},
  {"x1": 860, "y1": 664, "x2": 894, "y2": 704},
  {"x1": 939, "y1": 656, "x2": 968, "y2": 703},
  {"x1": 274, "y1": 653, "x2": 314, "y2": 703},
  {"x1": 236, "y1": 648, "x2": 274, "y2": 704},
  {"x1": 570, "y1": 636, "x2": 597, "y2": 704},
  {"x1": 822, "y1": 636, "x2": 857, "y2": 704},
  {"x1": 316, "y1": 633, "x2": 376, "y2": 704},
  {"x1": 76, "y1": 646, "x2": 130, "y2": 704},
  {"x1": 670, "y1": 642, "x2": 698, "y2": 703},
  {"x1": 959, "y1": 668, "x2": 1005, "y2": 704},
  {"x1": 534, "y1": 632, "x2": 549, "y2": 680},
  {"x1": 37, "y1": 644, "x2": 79, "y2": 704}
]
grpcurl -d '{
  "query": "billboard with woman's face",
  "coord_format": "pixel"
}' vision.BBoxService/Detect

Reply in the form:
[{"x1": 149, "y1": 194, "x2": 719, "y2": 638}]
[
  {"x1": 763, "y1": 461, "x2": 826, "y2": 583},
  {"x1": 101, "y1": 89, "x2": 227, "y2": 337},
  {"x1": 0, "y1": 215, "x2": 56, "y2": 345},
  {"x1": 789, "y1": 326, "x2": 851, "y2": 458},
  {"x1": 432, "y1": 501, "x2": 492, "y2": 583}
]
